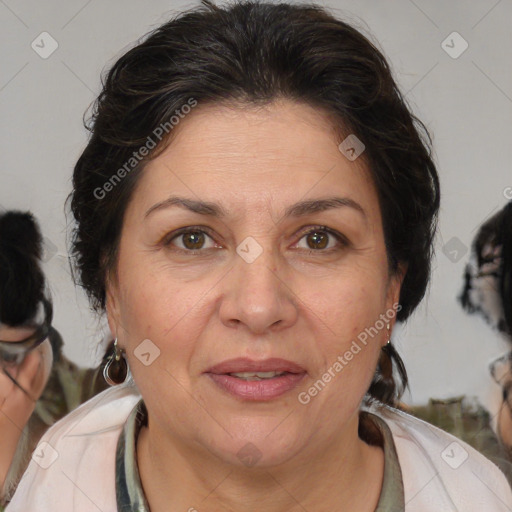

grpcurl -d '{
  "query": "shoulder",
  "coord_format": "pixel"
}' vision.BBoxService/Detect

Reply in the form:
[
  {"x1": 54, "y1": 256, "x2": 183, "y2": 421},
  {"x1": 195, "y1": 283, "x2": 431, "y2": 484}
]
[
  {"x1": 6, "y1": 382, "x2": 141, "y2": 512},
  {"x1": 365, "y1": 400, "x2": 512, "y2": 511}
]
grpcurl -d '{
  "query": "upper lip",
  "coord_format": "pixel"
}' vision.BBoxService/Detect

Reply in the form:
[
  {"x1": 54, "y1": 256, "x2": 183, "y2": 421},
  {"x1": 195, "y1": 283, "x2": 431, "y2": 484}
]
[{"x1": 206, "y1": 358, "x2": 306, "y2": 375}]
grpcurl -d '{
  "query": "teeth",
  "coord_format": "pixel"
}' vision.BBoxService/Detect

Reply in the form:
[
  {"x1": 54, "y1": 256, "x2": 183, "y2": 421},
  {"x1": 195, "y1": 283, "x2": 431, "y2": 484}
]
[{"x1": 229, "y1": 371, "x2": 285, "y2": 380}]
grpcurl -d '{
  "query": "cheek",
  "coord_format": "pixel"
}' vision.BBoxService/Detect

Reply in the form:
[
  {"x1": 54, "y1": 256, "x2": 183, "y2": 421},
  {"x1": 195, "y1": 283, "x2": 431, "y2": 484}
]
[
  {"x1": 307, "y1": 269, "x2": 389, "y2": 338},
  {"x1": 301, "y1": 272, "x2": 388, "y2": 393},
  {"x1": 116, "y1": 253, "x2": 186, "y2": 332},
  {"x1": 115, "y1": 261, "x2": 217, "y2": 376}
]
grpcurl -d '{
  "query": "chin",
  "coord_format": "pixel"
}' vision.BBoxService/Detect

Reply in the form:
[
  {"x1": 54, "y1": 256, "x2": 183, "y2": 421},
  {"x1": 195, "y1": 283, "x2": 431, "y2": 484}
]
[{"x1": 205, "y1": 419, "x2": 306, "y2": 469}]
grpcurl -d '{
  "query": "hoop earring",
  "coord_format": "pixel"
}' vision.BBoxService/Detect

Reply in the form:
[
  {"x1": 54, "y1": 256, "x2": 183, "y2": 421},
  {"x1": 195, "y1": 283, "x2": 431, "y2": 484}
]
[{"x1": 103, "y1": 338, "x2": 128, "y2": 386}]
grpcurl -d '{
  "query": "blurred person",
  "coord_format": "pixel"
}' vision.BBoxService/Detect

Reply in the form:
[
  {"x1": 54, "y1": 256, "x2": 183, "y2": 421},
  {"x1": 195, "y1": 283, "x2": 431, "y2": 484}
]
[
  {"x1": 0, "y1": 211, "x2": 108, "y2": 508},
  {"x1": 460, "y1": 201, "x2": 512, "y2": 456},
  {"x1": 460, "y1": 201, "x2": 512, "y2": 337}
]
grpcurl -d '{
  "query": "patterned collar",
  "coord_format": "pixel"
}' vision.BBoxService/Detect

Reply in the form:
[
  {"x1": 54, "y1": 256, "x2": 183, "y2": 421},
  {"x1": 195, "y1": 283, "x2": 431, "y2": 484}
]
[
  {"x1": 116, "y1": 400, "x2": 150, "y2": 511},
  {"x1": 115, "y1": 400, "x2": 405, "y2": 511}
]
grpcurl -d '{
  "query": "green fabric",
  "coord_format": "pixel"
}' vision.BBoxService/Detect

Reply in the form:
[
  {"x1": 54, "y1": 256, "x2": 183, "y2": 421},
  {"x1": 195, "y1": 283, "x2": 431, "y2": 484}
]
[
  {"x1": 116, "y1": 401, "x2": 405, "y2": 511},
  {"x1": 369, "y1": 412, "x2": 405, "y2": 512}
]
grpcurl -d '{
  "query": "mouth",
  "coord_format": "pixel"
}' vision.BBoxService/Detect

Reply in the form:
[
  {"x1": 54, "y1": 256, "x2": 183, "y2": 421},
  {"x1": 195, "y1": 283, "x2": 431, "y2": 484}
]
[
  {"x1": 225, "y1": 370, "x2": 289, "y2": 381},
  {"x1": 205, "y1": 358, "x2": 307, "y2": 401}
]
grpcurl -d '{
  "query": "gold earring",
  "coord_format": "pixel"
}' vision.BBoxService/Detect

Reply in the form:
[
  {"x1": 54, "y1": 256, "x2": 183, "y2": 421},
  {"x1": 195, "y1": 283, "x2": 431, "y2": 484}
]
[
  {"x1": 385, "y1": 323, "x2": 391, "y2": 346},
  {"x1": 103, "y1": 338, "x2": 128, "y2": 385}
]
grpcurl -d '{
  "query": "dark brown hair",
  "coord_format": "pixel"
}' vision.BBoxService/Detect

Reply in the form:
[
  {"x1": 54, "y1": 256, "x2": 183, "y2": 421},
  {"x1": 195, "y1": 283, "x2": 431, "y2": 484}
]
[
  {"x1": 0, "y1": 211, "x2": 47, "y2": 326},
  {"x1": 69, "y1": 0, "x2": 440, "y2": 408}
]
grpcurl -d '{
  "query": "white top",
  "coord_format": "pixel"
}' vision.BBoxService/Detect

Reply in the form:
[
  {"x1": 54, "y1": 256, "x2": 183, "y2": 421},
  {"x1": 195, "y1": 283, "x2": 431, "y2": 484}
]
[{"x1": 6, "y1": 382, "x2": 512, "y2": 511}]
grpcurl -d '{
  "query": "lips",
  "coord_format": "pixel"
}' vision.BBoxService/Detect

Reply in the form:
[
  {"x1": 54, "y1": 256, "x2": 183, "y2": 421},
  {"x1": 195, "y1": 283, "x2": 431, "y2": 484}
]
[
  {"x1": 205, "y1": 358, "x2": 306, "y2": 401},
  {"x1": 206, "y1": 357, "x2": 306, "y2": 375}
]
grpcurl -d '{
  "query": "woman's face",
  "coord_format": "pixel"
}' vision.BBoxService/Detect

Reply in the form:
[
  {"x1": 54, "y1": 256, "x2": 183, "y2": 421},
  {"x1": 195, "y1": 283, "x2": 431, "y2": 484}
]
[{"x1": 107, "y1": 99, "x2": 403, "y2": 467}]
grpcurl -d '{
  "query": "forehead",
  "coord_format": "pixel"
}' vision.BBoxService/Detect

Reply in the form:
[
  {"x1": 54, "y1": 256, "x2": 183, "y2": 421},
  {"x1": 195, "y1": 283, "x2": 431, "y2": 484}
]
[{"x1": 131, "y1": 99, "x2": 379, "y2": 218}]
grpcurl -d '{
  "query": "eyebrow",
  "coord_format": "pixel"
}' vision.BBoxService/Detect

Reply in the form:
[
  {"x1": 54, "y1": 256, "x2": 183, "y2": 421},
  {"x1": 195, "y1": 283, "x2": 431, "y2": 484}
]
[
  {"x1": 145, "y1": 196, "x2": 228, "y2": 219},
  {"x1": 282, "y1": 197, "x2": 366, "y2": 220},
  {"x1": 144, "y1": 195, "x2": 366, "y2": 221}
]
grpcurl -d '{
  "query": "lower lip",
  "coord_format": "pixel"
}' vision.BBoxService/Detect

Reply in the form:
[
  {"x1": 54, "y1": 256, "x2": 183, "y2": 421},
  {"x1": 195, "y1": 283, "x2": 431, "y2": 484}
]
[{"x1": 207, "y1": 372, "x2": 306, "y2": 401}]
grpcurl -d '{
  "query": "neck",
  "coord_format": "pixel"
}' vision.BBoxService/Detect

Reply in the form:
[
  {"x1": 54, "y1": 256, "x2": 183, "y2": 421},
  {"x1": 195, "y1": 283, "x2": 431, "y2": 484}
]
[{"x1": 137, "y1": 411, "x2": 385, "y2": 512}]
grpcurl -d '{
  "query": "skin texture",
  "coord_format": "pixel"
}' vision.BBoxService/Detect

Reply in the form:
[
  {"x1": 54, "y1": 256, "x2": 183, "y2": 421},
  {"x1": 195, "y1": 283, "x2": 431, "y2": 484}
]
[
  {"x1": 0, "y1": 327, "x2": 52, "y2": 491},
  {"x1": 107, "y1": 99, "x2": 404, "y2": 512}
]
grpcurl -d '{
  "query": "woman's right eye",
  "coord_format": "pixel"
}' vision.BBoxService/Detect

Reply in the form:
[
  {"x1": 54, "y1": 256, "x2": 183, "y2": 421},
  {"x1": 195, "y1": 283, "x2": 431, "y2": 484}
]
[{"x1": 165, "y1": 228, "x2": 218, "y2": 253}]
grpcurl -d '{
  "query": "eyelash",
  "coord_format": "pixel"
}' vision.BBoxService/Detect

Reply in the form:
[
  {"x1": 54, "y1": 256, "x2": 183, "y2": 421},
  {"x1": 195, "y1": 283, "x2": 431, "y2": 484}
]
[{"x1": 162, "y1": 225, "x2": 349, "y2": 255}]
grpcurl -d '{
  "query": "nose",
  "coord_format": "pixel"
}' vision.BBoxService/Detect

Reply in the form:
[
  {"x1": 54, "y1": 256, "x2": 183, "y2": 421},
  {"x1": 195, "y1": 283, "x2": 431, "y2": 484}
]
[{"x1": 219, "y1": 248, "x2": 299, "y2": 335}]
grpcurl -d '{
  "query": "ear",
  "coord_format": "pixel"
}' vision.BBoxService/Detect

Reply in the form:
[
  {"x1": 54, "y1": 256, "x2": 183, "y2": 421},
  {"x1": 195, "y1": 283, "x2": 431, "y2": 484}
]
[
  {"x1": 105, "y1": 277, "x2": 121, "y2": 340},
  {"x1": 386, "y1": 262, "x2": 407, "y2": 328}
]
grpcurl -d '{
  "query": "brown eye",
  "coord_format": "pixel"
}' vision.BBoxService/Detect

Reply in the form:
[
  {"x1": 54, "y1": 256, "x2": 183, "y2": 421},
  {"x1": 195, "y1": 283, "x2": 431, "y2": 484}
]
[
  {"x1": 296, "y1": 227, "x2": 345, "y2": 252},
  {"x1": 182, "y1": 231, "x2": 206, "y2": 250},
  {"x1": 165, "y1": 228, "x2": 217, "y2": 252},
  {"x1": 306, "y1": 231, "x2": 329, "y2": 250}
]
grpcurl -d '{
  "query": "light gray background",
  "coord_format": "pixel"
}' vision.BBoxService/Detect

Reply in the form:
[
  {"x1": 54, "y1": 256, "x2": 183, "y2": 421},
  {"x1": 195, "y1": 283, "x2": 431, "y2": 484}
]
[{"x1": 1, "y1": 1, "x2": 511, "y2": 418}]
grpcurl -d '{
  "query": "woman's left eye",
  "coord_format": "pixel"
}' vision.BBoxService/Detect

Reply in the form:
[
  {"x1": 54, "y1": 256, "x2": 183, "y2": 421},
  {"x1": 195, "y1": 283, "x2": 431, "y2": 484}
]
[{"x1": 294, "y1": 227, "x2": 347, "y2": 252}]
